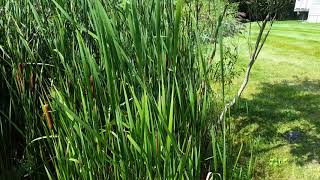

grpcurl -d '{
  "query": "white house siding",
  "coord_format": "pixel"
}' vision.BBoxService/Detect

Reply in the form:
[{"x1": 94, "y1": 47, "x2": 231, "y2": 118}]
[
  {"x1": 308, "y1": 0, "x2": 320, "y2": 22},
  {"x1": 295, "y1": 0, "x2": 311, "y2": 11}
]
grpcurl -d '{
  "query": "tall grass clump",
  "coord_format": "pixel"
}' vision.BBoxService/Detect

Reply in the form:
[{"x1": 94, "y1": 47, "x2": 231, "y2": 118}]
[{"x1": 0, "y1": 0, "x2": 272, "y2": 179}]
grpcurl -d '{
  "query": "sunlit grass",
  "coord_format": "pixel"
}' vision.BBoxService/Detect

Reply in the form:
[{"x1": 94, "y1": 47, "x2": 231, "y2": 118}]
[{"x1": 233, "y1": 21, "x2": 320, "y2": 179}]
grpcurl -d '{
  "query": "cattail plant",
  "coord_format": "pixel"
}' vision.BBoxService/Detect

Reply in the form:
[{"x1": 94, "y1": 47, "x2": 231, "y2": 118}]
[
  {"x1": 29, "y1": 72, "x2": 35, "y2": 94},
  {"x1": 0, "y1": 0, "x2": 274, "y2": 179},
  {"x1": 89, "y1": 74, "x2": 94, "y2": 97},
  {"x1": 43, "y1": 103, "x2": 53, "y2": 130},
  {"x1": 15, "y1": 63, "x2": 24, "y2": 94}
]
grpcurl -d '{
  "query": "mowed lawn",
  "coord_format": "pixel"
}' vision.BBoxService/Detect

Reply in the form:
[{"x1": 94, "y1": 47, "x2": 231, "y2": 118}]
[{"x1": 232, "y1": 21, "x2": 320, "y2": 179}]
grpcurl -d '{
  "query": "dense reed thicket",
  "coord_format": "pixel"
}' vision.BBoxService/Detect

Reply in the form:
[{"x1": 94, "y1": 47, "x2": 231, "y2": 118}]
[{"x1": 0, "y1": 0, "x2": 259, "y2": 179}]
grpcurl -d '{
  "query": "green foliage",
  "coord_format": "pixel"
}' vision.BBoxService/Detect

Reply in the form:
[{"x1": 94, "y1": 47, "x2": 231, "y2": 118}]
[
  {"x1": 0, "y1": 0, "x2": 258, "y2": 179},
  {"x1": 233, "y1": 0, "x2": 296, "y2": 20},
  {"x1": 213, "y1": 40, "x2": 243, "y2": 86}
]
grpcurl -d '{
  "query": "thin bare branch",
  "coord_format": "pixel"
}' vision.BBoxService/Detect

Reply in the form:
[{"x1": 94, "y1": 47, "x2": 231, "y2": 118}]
[
  {"x1": 217, "y1": 14, "x2": 275, "y2": 124},
  {"x1": 255, "y1": 15, "x2": 276, "y2": 59}
]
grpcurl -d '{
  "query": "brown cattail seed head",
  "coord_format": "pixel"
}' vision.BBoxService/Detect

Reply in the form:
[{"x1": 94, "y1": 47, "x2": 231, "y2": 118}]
[
  {"x1": 30, "y1": 72, "x2": 35, "y2": 94},
  {"x1": 43, "y1": 103, "x2": 53, "y2": 130},
  {"x1": 16, "y1": 63, "x2": 24, "y2": 94},
  {"x1": 15, "y1": 72, "x2": 20, "y2": 84},
  {"x1": 90, "y1": 75, "x2": 95, "y2": 97},
  {"x1": 18, "y1": 63, "x2": 23, "y2": 74}
]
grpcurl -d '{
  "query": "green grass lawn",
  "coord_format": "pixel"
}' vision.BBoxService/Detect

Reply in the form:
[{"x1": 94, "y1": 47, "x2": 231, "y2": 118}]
[{"x1": 233, "y1": 21, "x2": 320, "y2": 179}]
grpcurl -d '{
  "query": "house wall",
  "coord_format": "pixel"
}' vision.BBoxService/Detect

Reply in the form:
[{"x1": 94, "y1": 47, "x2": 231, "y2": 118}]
[
  {"x1": 295, "y1": 0, "x2": 311, "y2": 11},
  {"x1": 308, "y1": 0, "x2": 320, "y2": 22}
]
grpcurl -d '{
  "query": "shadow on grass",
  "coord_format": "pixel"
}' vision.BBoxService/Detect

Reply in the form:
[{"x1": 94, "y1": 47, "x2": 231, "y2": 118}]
[{"x1": 232, "y1": 78, "x2": 320, "y2": 166}]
